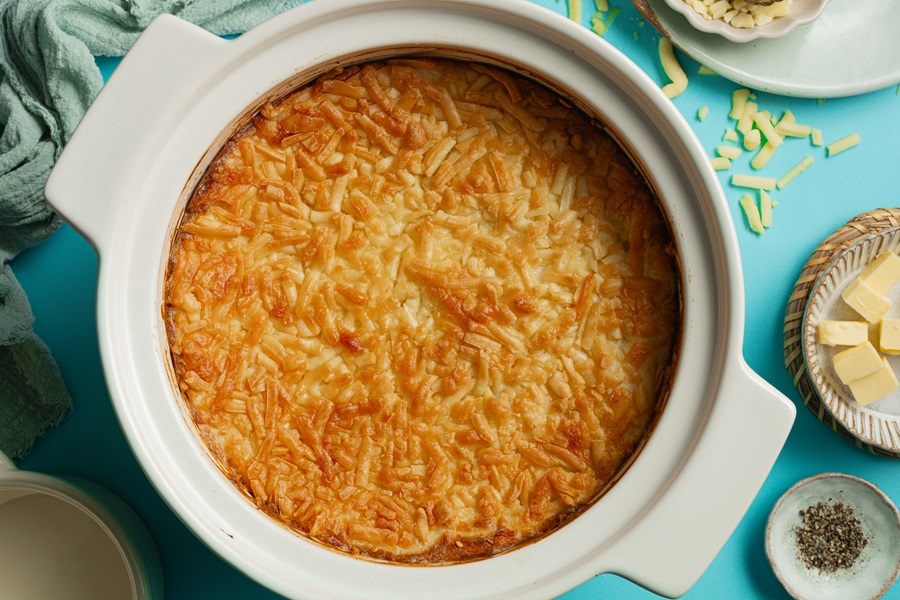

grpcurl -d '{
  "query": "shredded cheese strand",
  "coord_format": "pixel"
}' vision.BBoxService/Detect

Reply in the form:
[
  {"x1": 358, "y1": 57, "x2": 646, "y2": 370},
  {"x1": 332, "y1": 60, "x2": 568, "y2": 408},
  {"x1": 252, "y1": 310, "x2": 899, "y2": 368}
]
[
  {"x1": 826, "y1": 133, "x2": 861, "y2": 157},
  {"x1": 777, "y1": 156, "x2": 815, "y2": 189},
  {"x1": 732, "y1": 173, "x2": 776, "y2": 190},
  {"x1": 659, "y1": 39, "x2": 688, "y2": 99}
]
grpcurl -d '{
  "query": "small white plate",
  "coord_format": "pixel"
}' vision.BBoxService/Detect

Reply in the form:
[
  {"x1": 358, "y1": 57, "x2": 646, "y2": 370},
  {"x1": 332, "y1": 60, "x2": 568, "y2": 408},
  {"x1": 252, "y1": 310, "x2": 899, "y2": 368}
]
[
  {"x1": 635, "y1": 0, "x2": 900, "y2": 97},
  {"x1": 802, "y1": 229, "x2": 900, "y2": 456},
  {"x1": 766, "y1": 473, "x2": 900, "y2": 600}
]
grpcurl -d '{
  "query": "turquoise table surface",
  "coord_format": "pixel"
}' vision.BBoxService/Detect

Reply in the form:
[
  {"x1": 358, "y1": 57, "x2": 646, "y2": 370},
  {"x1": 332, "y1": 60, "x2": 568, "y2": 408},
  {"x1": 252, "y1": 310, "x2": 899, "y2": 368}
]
[{"x1": 11, "y1": 1, "x2": 900, "y2": 598}]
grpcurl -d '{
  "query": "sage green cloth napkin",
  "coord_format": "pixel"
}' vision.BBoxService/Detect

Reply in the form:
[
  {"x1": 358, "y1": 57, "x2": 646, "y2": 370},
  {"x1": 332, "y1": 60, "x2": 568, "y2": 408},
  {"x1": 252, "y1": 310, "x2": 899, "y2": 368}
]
[{"x1": 0, "y1": 0, "x2": 301, "y2": 459}]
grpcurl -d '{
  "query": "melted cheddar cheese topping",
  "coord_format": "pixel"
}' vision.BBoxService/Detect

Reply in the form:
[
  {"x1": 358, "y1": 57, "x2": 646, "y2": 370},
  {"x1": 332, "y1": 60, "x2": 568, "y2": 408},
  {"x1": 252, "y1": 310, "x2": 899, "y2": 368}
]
[{"x1": 165, "y1": 59, "x2": 680, "y2": 562}]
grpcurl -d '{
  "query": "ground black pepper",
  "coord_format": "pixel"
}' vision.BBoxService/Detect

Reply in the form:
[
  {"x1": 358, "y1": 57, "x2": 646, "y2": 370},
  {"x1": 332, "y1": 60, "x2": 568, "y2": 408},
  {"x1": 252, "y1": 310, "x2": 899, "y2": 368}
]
[{"x1": 794, "y1": 500, "x2": 867, "y2": 573}]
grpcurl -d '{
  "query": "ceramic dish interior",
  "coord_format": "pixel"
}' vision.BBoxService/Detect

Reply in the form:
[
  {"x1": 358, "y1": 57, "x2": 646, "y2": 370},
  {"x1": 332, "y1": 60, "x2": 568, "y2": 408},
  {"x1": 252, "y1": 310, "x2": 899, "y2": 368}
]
[
  {"x1": 660, "y1": 0, "x2": 830, "y2": 43},
  {"x1": 766, "y1": 472, "x2": 900, "y2": 600},
  {"x1": 43, "y1": 1, "x2": 795, "y2": 598},
  {"x1": 802, "y1": 229, "x2": 900, "y2": 455},
  {"x1": 163, "y1": 56, "x2": 684, "y2": 564}
]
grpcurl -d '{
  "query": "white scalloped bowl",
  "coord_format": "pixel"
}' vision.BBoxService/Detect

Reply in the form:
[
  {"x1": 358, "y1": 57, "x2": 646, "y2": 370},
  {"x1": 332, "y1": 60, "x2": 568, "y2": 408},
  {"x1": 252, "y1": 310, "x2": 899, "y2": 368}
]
[{"x1": 663, "y1": 0, "x2": 831, "y2": 43}]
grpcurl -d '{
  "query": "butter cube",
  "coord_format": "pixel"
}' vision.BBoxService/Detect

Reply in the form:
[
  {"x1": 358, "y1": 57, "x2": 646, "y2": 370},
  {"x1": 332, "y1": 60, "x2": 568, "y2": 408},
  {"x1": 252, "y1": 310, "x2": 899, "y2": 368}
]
[
  {"x1": 848, "y1": 357, "x2": 898, "y2": 406},
  {"x1": 841, "y1": 277, "x2": 891, "y2": 323},
  {"x1": 832, "y1": 341, "x2": 882, "y2": 385},
  {"x1": 880, "y1": 318, "x2": 900, "y2": 354},
  {"x1": 859, "y1": 251, "x2": 900, "y2": 294},
  {"x1": 818, "y1": 320, "x2": 868, "y2": 347}
]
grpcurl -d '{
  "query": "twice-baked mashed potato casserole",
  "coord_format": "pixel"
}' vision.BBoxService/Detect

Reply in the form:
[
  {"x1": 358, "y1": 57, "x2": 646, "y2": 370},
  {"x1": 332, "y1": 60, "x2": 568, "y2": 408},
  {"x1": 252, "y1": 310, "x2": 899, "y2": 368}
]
[{"x1": 164, "y1": 58, "x2": 681, "y2": 563}]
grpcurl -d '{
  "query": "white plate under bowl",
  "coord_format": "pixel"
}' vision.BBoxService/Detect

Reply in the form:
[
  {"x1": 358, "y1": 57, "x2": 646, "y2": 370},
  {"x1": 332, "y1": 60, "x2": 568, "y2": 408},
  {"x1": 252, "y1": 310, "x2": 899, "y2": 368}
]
[
  {"x1": 766, "y1": 473, "x2": 900, "y2": 600},
  {"x1": 802, "y1": 229, "x2": 900, "y2": 456},
  {"x1": 661, "y1": 0, "x2": 829, "y2": 44},
  {"x1": 634, "y1": 0, "x2": 900, "y2": 97}
]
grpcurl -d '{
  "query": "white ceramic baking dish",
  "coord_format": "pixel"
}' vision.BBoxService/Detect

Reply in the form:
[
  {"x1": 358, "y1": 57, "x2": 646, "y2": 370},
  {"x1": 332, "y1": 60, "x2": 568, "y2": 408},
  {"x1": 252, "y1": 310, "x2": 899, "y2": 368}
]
[{"x1": 44, "y1": 1, "x2": 796, "y2": 598}]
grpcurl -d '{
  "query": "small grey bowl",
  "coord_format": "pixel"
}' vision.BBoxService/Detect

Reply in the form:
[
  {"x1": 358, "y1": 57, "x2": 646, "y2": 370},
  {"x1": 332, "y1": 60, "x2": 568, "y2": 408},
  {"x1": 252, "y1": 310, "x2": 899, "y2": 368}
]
[{"x1": 766, "y1": 473, "x2": 900, "y2": 600}]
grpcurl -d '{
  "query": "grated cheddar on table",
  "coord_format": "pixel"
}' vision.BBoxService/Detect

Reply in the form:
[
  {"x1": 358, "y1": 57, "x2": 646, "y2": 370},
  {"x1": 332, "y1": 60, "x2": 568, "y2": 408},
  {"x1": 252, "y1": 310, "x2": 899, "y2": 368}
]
[{"x1": 164, "y1": 59, "x2": 681, "y2": 563}]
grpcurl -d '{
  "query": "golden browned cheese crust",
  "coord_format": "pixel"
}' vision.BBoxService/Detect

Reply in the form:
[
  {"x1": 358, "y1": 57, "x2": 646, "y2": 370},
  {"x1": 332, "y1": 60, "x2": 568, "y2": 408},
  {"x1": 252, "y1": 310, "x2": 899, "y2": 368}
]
[{"x1": 165, "y1": 59, "x2": 680, "y2": 563}]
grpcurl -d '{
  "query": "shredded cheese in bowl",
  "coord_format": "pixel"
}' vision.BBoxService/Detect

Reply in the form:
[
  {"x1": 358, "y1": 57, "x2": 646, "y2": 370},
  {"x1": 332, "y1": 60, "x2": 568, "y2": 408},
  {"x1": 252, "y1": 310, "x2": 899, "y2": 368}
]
[
  {"x1": 684, "y1": 0, "x2": 792, "y2": 29},
  {"x1": 663, "y1": 0, "x2": 830, "y2": 42}
]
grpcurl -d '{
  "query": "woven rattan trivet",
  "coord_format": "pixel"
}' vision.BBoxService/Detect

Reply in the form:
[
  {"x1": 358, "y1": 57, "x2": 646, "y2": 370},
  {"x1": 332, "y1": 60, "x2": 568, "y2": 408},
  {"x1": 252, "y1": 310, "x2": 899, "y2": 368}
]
[{"x1": 784, "y1": 208, "x2": 900, "y2": 458}]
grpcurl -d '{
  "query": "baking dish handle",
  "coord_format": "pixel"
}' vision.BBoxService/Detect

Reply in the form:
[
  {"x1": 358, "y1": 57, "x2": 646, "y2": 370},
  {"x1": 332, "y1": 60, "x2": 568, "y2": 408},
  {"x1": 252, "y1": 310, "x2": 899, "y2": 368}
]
[
  {"x1": 44, "y1": 15, "x2": 225, "y2": 253},
  {"x1": 605, "y1": 359, "x2": 795, "y2": 598}
]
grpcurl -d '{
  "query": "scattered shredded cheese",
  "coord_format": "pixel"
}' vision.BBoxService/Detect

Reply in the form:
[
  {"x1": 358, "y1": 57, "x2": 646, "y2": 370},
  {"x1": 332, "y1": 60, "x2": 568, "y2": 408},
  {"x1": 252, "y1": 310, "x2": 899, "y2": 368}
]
[
  {"x1": 775, "y1": 121, "x2": 812, "y2": 138},
  {"x1": 698, "y1": 106, "x2": 710, "y2": 121},
  {"x1": 568, "y1": 0, "x2": 582, "y2": 23},
  {"x1": 711, "y1": 157, "x2": 731, "y2": 171},
  {"x1": 777, "y1": 110, "x2": 796, "y2": 127},
  {"x1": 595, "y1": 0, "x2": 609, "y2": 10},
  {"x1": 712, "y1": 85, "x2": 855, "y2": 237},
  {"x1": 750, "y1": 142, "x2": 777, "y2": 170},
  {"x1": 752, "y1": 111, "x2": 783, "y2": 148},
  {"x1": 732, "y1": 173, "x2": 776, "y2": 190},
  {"x1": 591, "y1": 6, "x2": 621, "y2": 36},
  {"x1": 699, "y1": 65, "x2": 717, "y2": 75},
  {"x1": 717, "y1": 145, "x2": 742, "y2": 160},
  {"x1": 737, "y1": 101, "x2": 758, "y2": 135},
  {"x1": 810, "y1": 129, "x2": 823, "y2": 147},
  {"x1": 659, "y1": 39, "x2": 688, "y2": 99},
  {"x1": 607, "y1": 7, "x2": 621, "y2": 26},
  {"x1": 777, "y1": 155, "x2": 814, "y2": 189},
  {"x1": 760, "y1": 190, "x2": 773, "y2": 228},
  {"x1": 826, "y1": 133, "x2": 861, "y2": 157},
  {"x1": 730, "y1": 89, "x2": 755, "y2": 119},
  {"x1": 743, "y1": 129, "x2": 761, "y2": 151},
  {"x1": 739, "y1": 194, "x2": 765, "y2": 234}
]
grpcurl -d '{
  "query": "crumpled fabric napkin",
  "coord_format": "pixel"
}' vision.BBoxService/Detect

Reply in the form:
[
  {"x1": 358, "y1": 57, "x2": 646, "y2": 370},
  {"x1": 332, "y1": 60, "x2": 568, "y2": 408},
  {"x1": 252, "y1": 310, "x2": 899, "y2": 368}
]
[{"x1": 0, "y1": 0, "x2": 301, "y2": 459}]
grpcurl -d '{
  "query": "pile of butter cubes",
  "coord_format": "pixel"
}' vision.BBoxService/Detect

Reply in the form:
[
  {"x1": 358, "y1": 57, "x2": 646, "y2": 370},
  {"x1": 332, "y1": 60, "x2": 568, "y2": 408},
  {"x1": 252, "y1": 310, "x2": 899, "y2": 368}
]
[{"x1": 818, "y1": 251, "x2": 900, "y2": 406}]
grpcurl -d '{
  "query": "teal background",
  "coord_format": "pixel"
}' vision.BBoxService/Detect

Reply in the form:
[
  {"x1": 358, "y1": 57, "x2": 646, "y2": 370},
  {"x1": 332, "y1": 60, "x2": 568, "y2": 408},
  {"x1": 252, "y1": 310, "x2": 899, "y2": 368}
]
[{"x1": 11, "y1": 1, "x2": 899, "y2": 598}]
